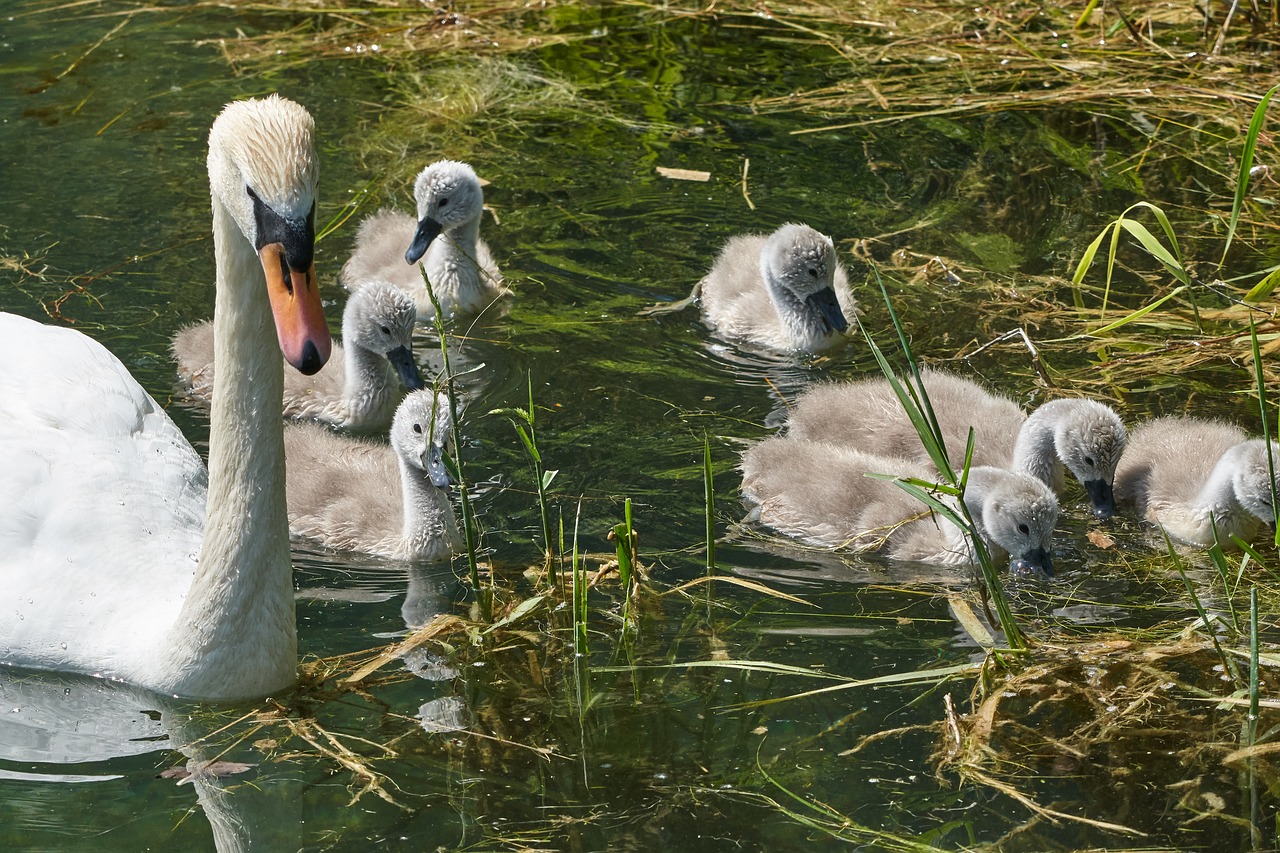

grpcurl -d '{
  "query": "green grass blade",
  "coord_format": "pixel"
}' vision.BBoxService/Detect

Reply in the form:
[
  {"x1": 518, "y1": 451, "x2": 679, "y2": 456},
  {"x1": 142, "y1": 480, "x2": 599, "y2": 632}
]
[
  {"x1": 1118, "y1": 219, "x2": 1190, "y2": 285},
  {"x1": 1222, "y1": 84, "x2": 1280, "y2": 267},
  {"x1": 1243, "y1": 266, "x2": 1280, "y2": 303},
  {"x1": 1080, "y1": 285, "x2": 1188, "y2": 336},
  {"x1": 1248, "y1": 316, "x2": 1280, "y2": 543}
]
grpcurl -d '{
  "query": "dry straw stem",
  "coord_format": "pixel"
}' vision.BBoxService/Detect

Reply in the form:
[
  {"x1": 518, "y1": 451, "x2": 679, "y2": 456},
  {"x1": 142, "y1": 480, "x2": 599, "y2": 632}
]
[
  {"x1": 190, "y1": 0, "x2": 581, "y2": 68},
  {"x1": 730, "y1": 1, "x2": 1274, "y2": 128},
  {"x1": 283, "y1": 715, "x2": 404, "y2": 807},
  {"x1": 927, "y1": 637, "x2": 1278, "y2": 838}
]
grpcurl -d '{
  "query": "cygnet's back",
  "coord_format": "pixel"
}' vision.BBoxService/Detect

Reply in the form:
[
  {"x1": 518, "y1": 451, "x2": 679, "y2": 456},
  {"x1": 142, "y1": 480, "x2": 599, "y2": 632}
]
[
  {"x1": 700, "y1": 223, "x2": 855, "y2": 354},
  {"x1": 787, "y1": 370, "x2": 1024, "y2": 465},
  {"x1": 284, "y1": 390, "x2": 461, "y2": 561},
  {"x1": 786, "y1": 369, "x2": 1126, "y2": 518},
  {"x1": 1114, "y1": 416, "x2": 1279, "y2": 545},
  {"x1": 740, "y1": 436, "x2": 1057, "y2": 572},
  {"x1": 342, "y1": 160, "x2": 505, "y2": 321}
]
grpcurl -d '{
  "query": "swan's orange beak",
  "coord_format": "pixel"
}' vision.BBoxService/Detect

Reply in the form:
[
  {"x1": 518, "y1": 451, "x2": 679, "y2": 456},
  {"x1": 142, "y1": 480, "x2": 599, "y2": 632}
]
[{"x1": 260, "y1": 244, "x2": 331, "y2": 375}]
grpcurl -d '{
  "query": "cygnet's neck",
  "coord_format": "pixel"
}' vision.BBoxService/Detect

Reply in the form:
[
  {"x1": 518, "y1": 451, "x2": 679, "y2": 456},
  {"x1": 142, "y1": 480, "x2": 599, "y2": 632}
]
[
  {"x1": 762, "y1": 269, "x2": 824, "y2": 348},
  {"x1": 341, "y1": 341, "x2": 395, "y2": 428},
  {"x1": 397, "y1": 457, "x2": 459, "y2": 561},
  {"x1": 425, "y1": 217, "x2": 486, "y2": 311},
  {"x1": 1010, "y1": 404, "x2": 1068, "y2": 492},
  {"x1": 157, "y1": 198, "x2": 296, "y2": 698},
  {"x1": 1197, "y1": 442, "x2": 1267, "y2": 524}
]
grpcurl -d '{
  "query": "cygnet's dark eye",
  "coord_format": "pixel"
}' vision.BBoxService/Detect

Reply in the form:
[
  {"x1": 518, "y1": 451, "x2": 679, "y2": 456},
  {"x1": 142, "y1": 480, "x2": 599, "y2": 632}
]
[
  {"x1": 438, "y1": 197, "x2": 450, "y2": 208},
  {"x1": 1018, "y1": 523, "x2": 1030, "y2": 535},
  {"x1": 380, "y1": 325, "x2": 391, "y2": 335},
  {"x1": 413, "y1": 423, "x2": 423, "y2": 434},
  {"x1": 807, "y1": 268, "x2": 818, "y2": 278},
  {"x1": 1084, "y1": 456, "x2": 1095, "y2": 467}
]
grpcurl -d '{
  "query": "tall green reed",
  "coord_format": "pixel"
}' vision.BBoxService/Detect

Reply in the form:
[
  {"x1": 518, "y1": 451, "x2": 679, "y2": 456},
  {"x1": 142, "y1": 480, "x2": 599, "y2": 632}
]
[
  {"x1": 419, "y1": 269, "x2": 485, "y2": 612},
  {"x1": 610, "y1": 497, "x2": 638, "y2": 626},
  {"x1": 491, "y1": 374, "x2": 559, "y2": 576},
  {"x1": 864, "y1": 271, "x2": 1026, "y2": 651}
]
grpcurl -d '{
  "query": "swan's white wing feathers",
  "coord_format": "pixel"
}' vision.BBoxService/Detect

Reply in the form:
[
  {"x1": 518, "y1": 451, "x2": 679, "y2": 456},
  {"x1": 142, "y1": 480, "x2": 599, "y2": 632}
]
[{"x1": 0, "y1": 314, "x2": 205, "y2": 676}]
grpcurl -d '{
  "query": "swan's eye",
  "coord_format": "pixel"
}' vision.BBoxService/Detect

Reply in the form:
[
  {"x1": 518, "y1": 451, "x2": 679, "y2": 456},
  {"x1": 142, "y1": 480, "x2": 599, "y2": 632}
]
[
  {"x1": 413, "y1": 423, "x2": 423, "y2": 434},
  {"x1": 1018, "y1": 523, "x2": 1030, "y2": 535},
  {"x1": 1084, "y1": 456, "x2": 1095, "y2": 467},
  {"x1": 807, "y1": 268, "x2": 818, "y2": 278},
  {"x1": 438, "y1": 197, "x2": 450, "y2": 208},
  {"x1": 380, "y1": 325, "x2": 391, "y2": 335}
]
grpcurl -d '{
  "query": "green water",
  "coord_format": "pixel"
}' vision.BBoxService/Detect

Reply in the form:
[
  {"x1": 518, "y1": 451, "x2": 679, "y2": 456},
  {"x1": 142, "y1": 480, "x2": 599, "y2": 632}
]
[{"x1": 0, "y1": 2, "x2": 1275, "y2": 850}]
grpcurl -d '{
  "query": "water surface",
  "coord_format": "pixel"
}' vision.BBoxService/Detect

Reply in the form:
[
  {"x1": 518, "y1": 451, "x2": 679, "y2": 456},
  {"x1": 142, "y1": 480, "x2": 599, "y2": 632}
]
[{"x1": 0, "y1": 2, "x2": 1273, "y2": 850}]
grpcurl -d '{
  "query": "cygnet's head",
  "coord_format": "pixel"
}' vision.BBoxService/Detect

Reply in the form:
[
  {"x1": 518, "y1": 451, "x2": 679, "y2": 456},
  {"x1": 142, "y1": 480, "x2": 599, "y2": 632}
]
[
  {"x1": 759, "y1": 223, "x2": 849, "y2": 335},
  {"x1": 405, "y1": 160, "x2": 486, "y2": 265},
  {"x1": 970, "y1": 469, "x2": 1060, "y2": 576},
  {"x1": 1230, "y1": 439, "x2": 1280, "y2": 524},
  {"x1": 391, "y1": 390, "x2": 454, "y2": 489},
  {"x1": 1043, "y1": 398, "x2": 1128, "y2": 520},
  {"x1": 344, "y1": 280, "x2": 424, "y2": 391}
]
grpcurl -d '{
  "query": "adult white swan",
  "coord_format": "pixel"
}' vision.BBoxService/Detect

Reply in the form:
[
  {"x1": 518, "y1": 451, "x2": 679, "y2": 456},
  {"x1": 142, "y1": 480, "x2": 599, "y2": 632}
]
[{"x1": 0, "y1": 95, "x2": 332, "y2": 701}]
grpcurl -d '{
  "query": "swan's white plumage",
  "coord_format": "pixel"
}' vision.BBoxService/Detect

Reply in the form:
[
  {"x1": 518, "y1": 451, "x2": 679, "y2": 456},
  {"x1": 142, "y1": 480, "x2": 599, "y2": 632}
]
[
  {"x1": 0, "y1": 315, "x2": 205, "y2": 679},
  {"x1": 0, "y1": 95, "x2": 328, "y2": 700}
]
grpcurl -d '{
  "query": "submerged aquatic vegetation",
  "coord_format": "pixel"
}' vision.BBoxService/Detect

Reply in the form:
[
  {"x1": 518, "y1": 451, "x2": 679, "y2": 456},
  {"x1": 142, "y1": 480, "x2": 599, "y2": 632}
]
[{"x1": 191, "y1": 0, "x2": 583, "y2": 68}]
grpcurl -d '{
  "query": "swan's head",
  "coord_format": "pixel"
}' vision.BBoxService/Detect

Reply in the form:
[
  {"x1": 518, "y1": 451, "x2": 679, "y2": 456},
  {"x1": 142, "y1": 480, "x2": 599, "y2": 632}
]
[
  {"x1": 207, "y1": 95, "x2": 331, "y2": 375},
  {"x1": 392, "y1": 390, "x2": 454, "y2": 489},
  {"x1": 405, "y1": 160, "x2": 486, "y2": 265},
  {"x1": 760, "y1": 223, "x2": 848, "y2": 336},
  {"x1": 968, "y1": 468, "x2": 1059, "y2": 576},
  {"x1": 343, "y1": 279, "x2": 424, "y2": 391},
  {"x1": 1229, "y1": 439, "x2": 1280, "y2": 524},
  {"x1": 1042, "y1": 398, "x2": 1127, "y2": 520}
]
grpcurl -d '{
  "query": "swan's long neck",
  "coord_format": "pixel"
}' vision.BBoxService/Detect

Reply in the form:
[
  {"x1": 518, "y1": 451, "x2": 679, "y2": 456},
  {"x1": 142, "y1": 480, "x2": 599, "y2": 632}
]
[
  {"x1": 159, "y1": 196, "x2": 296, "y2": 698},
  {"x1": 398, "y1": 459, "x2": 458, "y2": 561},
  {"x1": 343, "y1": 342, "x2": 393, "y2": 427},
  {"x1": 1010, "y1": 407, "x2": 1067, "y2": 493}
]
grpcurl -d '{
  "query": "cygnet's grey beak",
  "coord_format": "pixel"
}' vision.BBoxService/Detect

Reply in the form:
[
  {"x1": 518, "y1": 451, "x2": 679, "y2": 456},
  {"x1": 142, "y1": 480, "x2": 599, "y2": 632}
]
[
  {"x1": 805, "y1": 287, "x2": 849, "y2": 334},
  {"x1": 405, "y1": 217, "x2": 444, "y2": 265},
  {"x1": 1085, "y1": 479, "x2": 1116, "y2": 520},
  {"x1": 424, "y1": 442, "x2": 452, "y2": 489},
  {"x1": 385, "y1": 345, "x2": 425, "y2": 392},
  {"x1": 1010, "y1": 546, "x2": 1054, "y2": 578}
]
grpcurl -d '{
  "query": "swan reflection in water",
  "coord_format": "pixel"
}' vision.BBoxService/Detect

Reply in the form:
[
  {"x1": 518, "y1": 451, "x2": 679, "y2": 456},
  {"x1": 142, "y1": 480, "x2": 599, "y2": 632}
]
[{"x1": 0, "y1": 668, "x2": 302, "y2": 851}]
